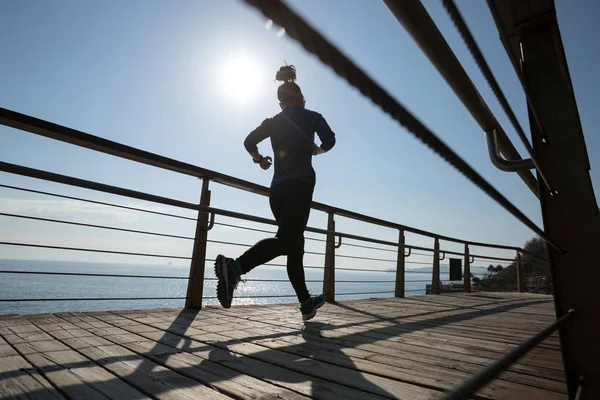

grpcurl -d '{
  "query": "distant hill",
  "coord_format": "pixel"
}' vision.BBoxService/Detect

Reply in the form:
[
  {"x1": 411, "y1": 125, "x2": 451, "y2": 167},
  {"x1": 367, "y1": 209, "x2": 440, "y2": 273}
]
[{"x1": 471, "y1": 238, "x2": 550, "y2": 293}]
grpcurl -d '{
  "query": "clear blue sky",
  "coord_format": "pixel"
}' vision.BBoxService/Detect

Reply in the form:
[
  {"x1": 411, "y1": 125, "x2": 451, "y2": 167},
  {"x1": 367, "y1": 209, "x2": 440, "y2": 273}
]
[{"x1": 1, "y1": 0, "x2": 598, "y2": 266}]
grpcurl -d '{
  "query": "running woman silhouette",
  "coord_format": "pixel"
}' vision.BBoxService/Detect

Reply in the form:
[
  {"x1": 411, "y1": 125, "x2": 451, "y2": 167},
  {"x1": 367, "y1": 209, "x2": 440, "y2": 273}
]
[{"x1": 215, "y1": 65, "x2": 336, "y2": 321}]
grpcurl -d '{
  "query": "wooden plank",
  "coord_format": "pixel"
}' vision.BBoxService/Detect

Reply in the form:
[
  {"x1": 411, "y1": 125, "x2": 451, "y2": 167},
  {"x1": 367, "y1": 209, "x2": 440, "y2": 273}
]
[
  {"x1": 84, "y1": 313, "x2": 392, "y2": 400},
  {"x1": 3, "y1": 318, "x2": 148, "y2": 400},
  {"x1": 75, "y1": 342, "x2": 230, "y2": 400},
  {"x1": 219, "y1": 306, "x2": 562, "y2": 370},
  {"x1": 204, "y1": 308, "x2": 564, "y2": 373},
  {"x1": 295, "y1": 312, "x2": 559, "y2": 353},
  {"x1": 270, "y1": 297, "x2": 559, "y2": 337},
  {"x1": 103, "y1": 311, "x2": 447, "y2": 399},
  {"x1": 226, "y1": 325, "x2": 565, "y2": 398},
  {"x1": 317, "y1": 301, "x2": 562, "y2": 345},
  {"x1": 360, "y1": 296, "x2": 556, "y2": 320},
  {"x1": 0, "y1": 354, "x2": 65, "y2": 400},
  {"x1": 197, "y1": 301, "x2": 566, "y2": 383},
  {"x1": 26, "y1": 318, "x2": 232, "y2": 400},
  {"x1": 210, "y1": 315, "x2": 566, "y2": 393},
  {"x1": 0, "y1": 292, "x2": 566, "y2": 400},
  {"x1": 146, "y1": 310, "x2": 566, "y2": 399},
  {"x1": 292, "y1": 312, "x2": 563, "y2": 360},
  {"x1": 340, "y1": 302, "x2": 560, "y2": 333}
]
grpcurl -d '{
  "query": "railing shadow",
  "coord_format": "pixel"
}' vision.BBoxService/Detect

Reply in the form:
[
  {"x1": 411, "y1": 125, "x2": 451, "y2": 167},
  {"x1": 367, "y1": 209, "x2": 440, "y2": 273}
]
[{"x1": 0, "y1": 295, "x2": 559, "y2": 399}]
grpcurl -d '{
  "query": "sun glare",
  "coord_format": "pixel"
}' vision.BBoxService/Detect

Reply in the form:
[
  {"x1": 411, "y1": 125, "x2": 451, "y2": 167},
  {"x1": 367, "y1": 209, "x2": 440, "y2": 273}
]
[{"x1": 217, "y1": 53, "x2": 266, "y2": 104}]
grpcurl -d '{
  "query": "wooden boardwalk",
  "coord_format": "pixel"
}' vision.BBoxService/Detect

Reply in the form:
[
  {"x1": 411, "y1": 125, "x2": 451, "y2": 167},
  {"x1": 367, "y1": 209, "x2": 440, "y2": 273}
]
[{"x1": 0, "y1": 293, "x2": 565, "y2": 399}]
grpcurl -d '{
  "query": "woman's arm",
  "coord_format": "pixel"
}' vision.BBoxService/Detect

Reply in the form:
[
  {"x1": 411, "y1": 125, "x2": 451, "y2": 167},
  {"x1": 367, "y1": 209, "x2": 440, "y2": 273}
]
[
  {"x1": 244, "y1": 119, "x2": 273, "y2": 169},
  {"x1": 314, "y1": 115, "x2": 336, "y2": 154}
]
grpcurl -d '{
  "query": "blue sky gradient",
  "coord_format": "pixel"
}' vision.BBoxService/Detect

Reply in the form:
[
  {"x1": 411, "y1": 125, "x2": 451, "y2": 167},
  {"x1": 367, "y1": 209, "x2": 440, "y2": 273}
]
[{"x1": 1, "y1": 0, "x2": 598, "y2": 265}]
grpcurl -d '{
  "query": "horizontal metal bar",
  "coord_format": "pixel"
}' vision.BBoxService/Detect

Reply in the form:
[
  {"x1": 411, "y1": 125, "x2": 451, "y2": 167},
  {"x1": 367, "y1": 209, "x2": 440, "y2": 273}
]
[
  {"x1": 0, "y1": 107, "x2": 273, "y2": 198},
  {"x1": 442, "y1": 309, "x2": 575, "y2": 400},
  {"x1": 0, "y1": 212, "x2": 195, "y2": 240},
  {"x1": 206, "y1": 205, "x2": 281, "y2": 231},
  {"x1": 214, "y1": 221, "x2": 327, "y2": 245},
  {"x1": 0, "y1": 184, "x2": 197, "y2": 221},
  {"x1": 208, "y1": 205, "x2": 403, "y2": 251},
  {"x1": 200, "y1": 295, "x2": 302, "y2": 299},
  {"x1": 221, "y1": 294, "x2": 298, "y2": 299},
  {"x1": 406, "y1": 245, "x2": 473, "y2": 259},
  {"x1": 331, "y1": 231, "x2": 397, "y2": 248},
  {"x1": 402, "y1": 245, "x2": 532, "y2": 262},
  {"x1": 0, "y1": 211, "x2": 519, "y2": 263},
  {"x1": 213, "y1": 221, "x2": 276, "y2": 234},
  {"x1": 336, "y1": 267, "x2": 392, "y2": 273},
  {"x1": 221, "y1": 219, "x2": 514, "y2": 264},
  {"x1": 406, "y1": 245, "x2": 435, "y2": 254},
  {"x1": 238, "y1": 279, "x2": 324, "y2": 283},
  {"x1": 0, "y1": 166, "x2": 545, "y2": 268},
  {"x1": 207, "y1": 239, "x2": 251, "y2": 248},
  {"x1": 336, "y1": 280, "x2": 395, "y2": 283},
  {"x1": 0, "y1": 163, "x2": 325, "y2": 241},
  {"x1": 335, "y1": 254, "x2": 396, "y2": 263},
  {"x1": 336, "y1": 291, "x2": 395, "y2": 296},
  {"x1": 0, "y1": 107, "x2": 531, "y2": 251},
  {"x1": 435, "y1": 248, "x2": 514, "y2": 261},
  {"x1": 262, "y1": 264, "x2": 325, "y2": 270},
  {"x1": 406, "y1": 289, "x2": 426, "y2": 292},
  {"x1": 0, "y1": 270, "x2": 188, "y2": 279},
  {"x1": 330, "y1": 200, "x2": 531, "y2": 250},
  {"x1": 0, "y1": 297, "x2": 189, "y2": 302},
  {"x1": 305, "y1": 236, "x2": 327, "y2": 244},
  {"x1": 0, "y1": 241, "x2": 192, "y2": 259},
  {"x1": 470, "y1": 254, "x2": 515, "y2": 262},
  {"x1": 0, "y1": 161, "x2": 200, "y2": 211},
  {"x1": 1, "y1": 163, "x2": 541, "y2": 263},
  {"x1": 335, "y1": 242, "x2": 398, "y2": 253},
  {"x1": 204, "y1": 259, "x2": 324, "y2": 270},
  {"x1": 406, "y1": 280, "x2": 435, "y2": 283},
  {"x1": 269, "y1": 265, "x2": 324, "y2": 270},
  {"x1": 204, "y1": 205, "x2": 412, "y2": 250}
]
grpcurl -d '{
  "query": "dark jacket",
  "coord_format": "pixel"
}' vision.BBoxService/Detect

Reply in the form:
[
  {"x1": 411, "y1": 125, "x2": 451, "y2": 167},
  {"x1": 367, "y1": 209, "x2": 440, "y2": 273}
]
[{"x1": 244, "y1": 106, "x2": 336, "y2": 187}]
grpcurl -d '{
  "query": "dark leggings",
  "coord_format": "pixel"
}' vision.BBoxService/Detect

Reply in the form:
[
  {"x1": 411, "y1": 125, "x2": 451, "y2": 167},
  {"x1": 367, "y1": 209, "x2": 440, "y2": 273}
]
[{"x1": 237, "y1": 179, "x2": 314, "y2": 303}]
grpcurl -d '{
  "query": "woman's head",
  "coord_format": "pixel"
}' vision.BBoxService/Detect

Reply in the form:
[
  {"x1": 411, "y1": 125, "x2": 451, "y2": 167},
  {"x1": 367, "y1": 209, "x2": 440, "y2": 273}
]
[{"x1": 276, "y1": 65, "x2": 305, "y2": 108}]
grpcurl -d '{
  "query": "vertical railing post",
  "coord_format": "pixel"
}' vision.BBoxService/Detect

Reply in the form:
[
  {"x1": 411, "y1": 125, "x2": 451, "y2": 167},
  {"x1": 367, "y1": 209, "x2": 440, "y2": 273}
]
[
  {"x1": 493, "y1": 4, "x2": 600, "y2": 394},
  {"x1": 186, "y1": 178, "x2": 211, "y2": 309},
  {"x1": 395, "y1": 230, "x2": 406, "y2": 298},
  {"x1": 464, "y1": 243, "x2": 471, "y2": 293},
  {"x1": 323, "y1": 212, "x2": 336, "y2": 303},
  {"x1": 432, "y1": 237, "x2": 440, "y2": 295},
  {"x1": 517, "y1": 251, "x2": 525, "y2": 293}
]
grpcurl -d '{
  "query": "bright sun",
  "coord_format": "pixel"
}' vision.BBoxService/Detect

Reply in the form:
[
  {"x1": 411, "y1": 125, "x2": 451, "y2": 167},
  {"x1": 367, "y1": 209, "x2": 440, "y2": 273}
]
[{"x1": 217, "y1": 53, "x2": 266, "y2": 104}]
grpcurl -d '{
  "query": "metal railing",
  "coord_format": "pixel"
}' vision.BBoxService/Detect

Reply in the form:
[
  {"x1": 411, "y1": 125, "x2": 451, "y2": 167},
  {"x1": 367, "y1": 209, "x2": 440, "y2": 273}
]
[
  {"x1": 3, "y1": 0, "x2": 589, "y2": 395},
  {"x1": 0, "y1": 108, "x2": 528, "y2": 310},
  {"x1": 236, "y1": 1, "x2": 590, "y2": 398}
]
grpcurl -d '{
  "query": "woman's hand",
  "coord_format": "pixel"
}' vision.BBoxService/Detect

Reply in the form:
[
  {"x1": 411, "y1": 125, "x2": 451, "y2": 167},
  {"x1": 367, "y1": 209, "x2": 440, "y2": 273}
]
[{"x1": 259, "y1": 156, "x2": 273, "y2": 170}]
